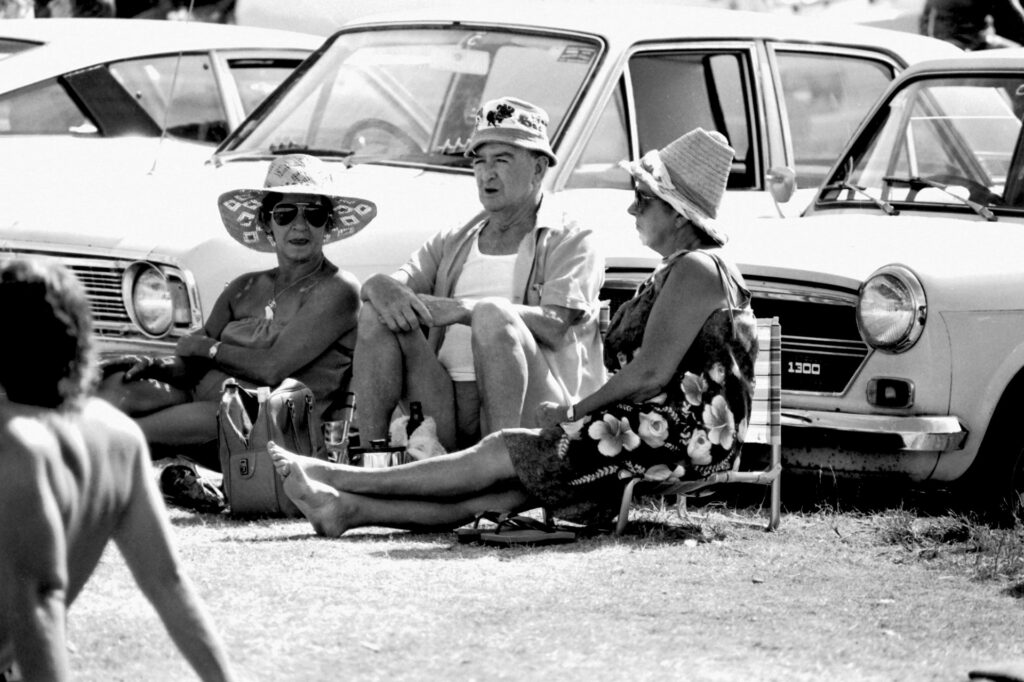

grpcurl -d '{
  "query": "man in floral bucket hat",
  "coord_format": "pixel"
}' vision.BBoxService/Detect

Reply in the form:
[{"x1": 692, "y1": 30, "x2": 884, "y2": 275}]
[{"x1": 353, "y1": 95, "x2": 606, "y2": 451}]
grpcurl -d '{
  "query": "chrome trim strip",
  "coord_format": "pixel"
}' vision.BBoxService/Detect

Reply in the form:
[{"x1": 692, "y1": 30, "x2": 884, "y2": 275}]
[{"x1": 782, "y1": 409, "x2": 968, "y2": 452}]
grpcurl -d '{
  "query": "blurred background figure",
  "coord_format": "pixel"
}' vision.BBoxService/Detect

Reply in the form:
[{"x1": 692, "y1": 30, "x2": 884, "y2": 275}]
[
  {"x1": 33, "y1": 0, "x2": 114, "y2": 16},
  {"x1": 117, "y1": 0, "x2": 235, "y2": 22},
  {"x1": 0, "y1": 0, "x2": 33, "y2": 17},
  {"x1": 920, "y1": 0, "x2": 1024, "y2": 49},
  {"x1": 0, "y1": 258, "x2": 234, "y2": 682}
]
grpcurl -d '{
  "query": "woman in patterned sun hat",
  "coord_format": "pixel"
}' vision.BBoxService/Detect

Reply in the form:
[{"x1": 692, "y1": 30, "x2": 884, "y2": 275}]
[{"x1": 99, "y1": 154, "x2": 376, "y2": 468}]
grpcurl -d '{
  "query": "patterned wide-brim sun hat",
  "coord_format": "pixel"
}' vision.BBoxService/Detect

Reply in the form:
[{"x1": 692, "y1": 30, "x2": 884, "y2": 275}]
[
  {"x1": 218, "y1": 154, "x2": 377, "y2": 253},
  {"x1": 619, "y1": 128, "x2": 735, "y2": 245}
]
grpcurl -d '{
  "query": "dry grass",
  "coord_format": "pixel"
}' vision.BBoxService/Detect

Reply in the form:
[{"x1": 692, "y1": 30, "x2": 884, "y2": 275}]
[{"x1": 62, "y1": 486, "x2": 1024, "y2": 682}]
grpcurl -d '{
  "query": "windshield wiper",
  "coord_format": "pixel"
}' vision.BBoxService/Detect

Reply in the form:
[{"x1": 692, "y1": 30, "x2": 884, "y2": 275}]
[
  {"x1": 882, "y1": 175, "x2": 997, "y2": 222},
  {"x1": 268, "y1": 143, "x2": 354, "y2": 159},
  {"x1": 820, "y1": 180, "x2": 899, "y2": 215}
]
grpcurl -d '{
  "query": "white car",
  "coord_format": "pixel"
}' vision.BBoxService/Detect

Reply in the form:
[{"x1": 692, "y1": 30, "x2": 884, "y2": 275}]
[
  {"x1": 0, "y1": 5, "x2": 958, "y2": 360},
  {"x1": 0, "y1": 18, "x2": 321, "y2": 172},
  {"x1": 702, "y1": 51, "x2": 1024, "y2": 509}
]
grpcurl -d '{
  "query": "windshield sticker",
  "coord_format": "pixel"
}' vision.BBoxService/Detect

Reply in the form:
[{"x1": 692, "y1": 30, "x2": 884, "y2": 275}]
[
  {"x1": 437, "y1": 137, "x2": 469, "y2": 154},
  {"x1": 559, "y1": 46, "x2": 596, "y2": 64}
]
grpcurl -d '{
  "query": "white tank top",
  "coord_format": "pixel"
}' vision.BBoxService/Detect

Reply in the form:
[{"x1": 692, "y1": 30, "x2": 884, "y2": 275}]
[{"x1": 437, "y1": 235, "x2": 517, "y2": 381}]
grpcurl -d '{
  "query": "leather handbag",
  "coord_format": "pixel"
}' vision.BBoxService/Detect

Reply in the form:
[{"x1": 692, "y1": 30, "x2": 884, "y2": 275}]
[{"x1": 217, "y1": 378, "x2": 325, "y2": 517}]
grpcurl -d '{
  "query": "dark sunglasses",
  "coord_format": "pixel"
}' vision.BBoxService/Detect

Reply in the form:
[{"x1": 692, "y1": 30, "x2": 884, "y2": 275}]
[
  {"x1": 634, "y1": 188, "x2": 659, "y2": 210},
  {"x1": 270, "y1": 202, "x2": 330, "y2": 229}
]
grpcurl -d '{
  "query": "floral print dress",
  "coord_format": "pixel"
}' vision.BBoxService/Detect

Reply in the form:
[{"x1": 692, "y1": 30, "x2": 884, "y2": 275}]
[{"x1": 503, "y1": 249, "x2": 758, "y2": 523}]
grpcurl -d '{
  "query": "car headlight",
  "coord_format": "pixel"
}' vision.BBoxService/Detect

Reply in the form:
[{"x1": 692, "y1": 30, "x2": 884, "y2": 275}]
[
  {"x1": 125, "y1": 262, "x2": 174, "y2": 337},
  {"x1": 856, "y1": 264, "x2": 926, "y2": 353}
]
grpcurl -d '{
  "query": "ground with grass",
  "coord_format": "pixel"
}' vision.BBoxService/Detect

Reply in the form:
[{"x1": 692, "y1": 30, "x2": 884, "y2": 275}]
[{"x1": 64, "y1": 482, "x2": 1024, "y2": 682}]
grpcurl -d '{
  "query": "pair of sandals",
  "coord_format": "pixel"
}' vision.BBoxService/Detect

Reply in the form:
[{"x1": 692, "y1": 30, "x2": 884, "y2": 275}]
[
  {"x1": 456, "y1": 511, "x2": 577, "y2": 547},
  {"x1": 158, "y1": 459, "x2": 226, "y2": 514}
]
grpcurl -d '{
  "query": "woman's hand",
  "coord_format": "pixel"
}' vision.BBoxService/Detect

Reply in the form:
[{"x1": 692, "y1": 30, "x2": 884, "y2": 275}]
[
  {"x1": 100, "y1": 354, "x2": 155, "y2": 381},
  {"x1": 536, "y1": 401, "x2": 570, "y2": 429},
  {"x1": 175, "y1": 333, "x2": 217, "y2": 359}
]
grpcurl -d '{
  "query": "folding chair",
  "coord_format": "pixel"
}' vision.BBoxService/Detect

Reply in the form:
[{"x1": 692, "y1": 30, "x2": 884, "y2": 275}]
[{"x1": 614, "y1": 317, "x2": 782, "y2": 534}]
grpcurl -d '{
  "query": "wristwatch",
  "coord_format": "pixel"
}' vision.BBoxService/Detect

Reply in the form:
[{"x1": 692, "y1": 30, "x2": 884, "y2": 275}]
[
  {"x1": 208, "y1": 341, "x2": 221, "y2": 360},
  {"x1": 565, "y1": 404, "x2": 576, "y2": 422}
]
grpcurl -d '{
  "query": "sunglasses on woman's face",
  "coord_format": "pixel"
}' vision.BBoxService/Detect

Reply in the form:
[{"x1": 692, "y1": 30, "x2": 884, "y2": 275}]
[
  {"x1": 634, "y1": 189, "x2": 659, "y2": 211},
  {"x1": 270, "y1": 202, "x2": 330, "y2": 229}
]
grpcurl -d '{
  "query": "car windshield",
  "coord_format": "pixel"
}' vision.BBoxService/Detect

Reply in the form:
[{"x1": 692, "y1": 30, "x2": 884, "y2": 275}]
[
  {"x1": 820, "y1": 74, "x2": 1024, "y2": 214},
  {"x1": 221, "y1": 27, "x2": 601, "y2": 168}
]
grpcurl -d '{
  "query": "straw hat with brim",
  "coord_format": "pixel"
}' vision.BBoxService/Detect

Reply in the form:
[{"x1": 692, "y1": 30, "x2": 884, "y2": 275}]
[
  {"x1": 218, "y1": 154, "x2": 377, "y2": 253},
  {"x1": 619, "y1": 128, "x2": 735, "y2": 246},
  {"x1": 465, "y1": 96, "x2": 558, "y2": 166}
]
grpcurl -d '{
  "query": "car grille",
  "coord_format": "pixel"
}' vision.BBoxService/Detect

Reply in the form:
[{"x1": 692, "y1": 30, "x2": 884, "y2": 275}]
[
  {"x1": 0, "y1": 251, "x2": 197, "y2": 342},
  {"x1": 602, "y1": 275, "x2": 869, "y2": 396},
  {"x1": 67, "y1": 261, "x2": 132, "y2": 327}
]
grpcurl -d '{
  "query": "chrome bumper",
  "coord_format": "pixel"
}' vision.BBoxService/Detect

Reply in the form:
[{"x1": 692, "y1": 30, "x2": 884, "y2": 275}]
[{"x1": 782, "y1": 410, "x2": 968, "y2": 452}]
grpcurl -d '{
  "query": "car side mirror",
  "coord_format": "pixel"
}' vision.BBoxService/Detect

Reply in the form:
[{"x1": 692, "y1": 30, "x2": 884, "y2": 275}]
[{"x1": 766, "y1": 166, "x2": 797, "y2": 218}]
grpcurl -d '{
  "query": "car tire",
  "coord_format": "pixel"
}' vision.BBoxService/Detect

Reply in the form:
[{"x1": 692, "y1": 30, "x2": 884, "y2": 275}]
[{"x1": 955, "y1": 377, "x2": 1024, "y2": 524}]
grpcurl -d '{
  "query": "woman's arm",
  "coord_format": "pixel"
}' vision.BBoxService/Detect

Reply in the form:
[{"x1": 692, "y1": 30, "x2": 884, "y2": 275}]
[{"x1": 538, "y1": 252, "x2": 727, "y2": 425}]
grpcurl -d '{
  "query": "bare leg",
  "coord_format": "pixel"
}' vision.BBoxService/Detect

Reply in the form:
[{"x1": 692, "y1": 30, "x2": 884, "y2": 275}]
[
  {"x1": 352, "y1": 303, "x2": 458, "y2": 449},
  {"x1": 351, "y1": 305, "x2": 406, "y2": 443},
  {"x1": 271, "y1": 459, "x2": 532, "y2": 537},
  {"x1": 136, "y1": 401, "x2": 219, "y2": 447},
  {"x1": 270, "y1": 431, "x2": 524, "y2": 497},
  {"x1": 471, "y1": 299, "x2": 568, "y2": 434}
]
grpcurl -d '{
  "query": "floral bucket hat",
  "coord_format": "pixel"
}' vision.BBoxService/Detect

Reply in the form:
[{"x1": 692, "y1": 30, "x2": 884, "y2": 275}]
[
  {"x1": 464, "y1": 96, "x2": 558, "y2": 166},
  {"x1": 218, "y1": 154, "x2": 377, "y2": 253},
  {"x1": 619, "y1": 128, "x2": 735, "y2": 245}
]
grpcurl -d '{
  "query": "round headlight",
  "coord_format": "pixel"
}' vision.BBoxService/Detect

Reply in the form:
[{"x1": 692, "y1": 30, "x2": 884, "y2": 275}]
[
  {"x1": 856, "y1": 265, "x2": 926, "y2": 353},
  {"x1": 128, "y1": 263, "x2": 173, "y2": 337}
]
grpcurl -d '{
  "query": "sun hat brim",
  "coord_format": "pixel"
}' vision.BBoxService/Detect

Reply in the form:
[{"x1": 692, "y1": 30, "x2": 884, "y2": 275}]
[
  {"x1": 218, "y1": 186, "x2": 377, "y2": 253},
  {"x1": 618, "y1": 156, "x2": 729, "y2": 246},
  {"x1": 465, "y1": 127, "x2": 558, "y2": 166}
]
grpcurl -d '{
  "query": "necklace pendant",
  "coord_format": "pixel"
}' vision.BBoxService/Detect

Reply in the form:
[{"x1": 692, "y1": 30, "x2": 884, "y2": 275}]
[{"x1": 264, "y1": 303, "x2": 275, "y2": 321}]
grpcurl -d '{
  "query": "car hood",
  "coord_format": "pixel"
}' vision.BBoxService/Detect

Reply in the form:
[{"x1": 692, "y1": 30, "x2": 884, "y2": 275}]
[
  {"x1": 0, "y1": 135, "x2": 214, "y2": 179},
  {"x1": 603, "y1": 211, "x2": 1024, "y2": 301},
  {"x1": 0, "y1": 158, "x2": 481, "y2": 310}
]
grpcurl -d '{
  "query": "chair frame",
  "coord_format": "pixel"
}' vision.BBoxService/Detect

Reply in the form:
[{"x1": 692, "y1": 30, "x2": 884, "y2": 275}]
[{"x1": 613, "y1": 317, "x2": 782, "y2": 534}]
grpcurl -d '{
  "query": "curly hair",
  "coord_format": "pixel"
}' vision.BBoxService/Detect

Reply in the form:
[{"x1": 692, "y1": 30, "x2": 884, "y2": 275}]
[{"x1": 0, "y1": 258, "x2": 97, "y2": 409}]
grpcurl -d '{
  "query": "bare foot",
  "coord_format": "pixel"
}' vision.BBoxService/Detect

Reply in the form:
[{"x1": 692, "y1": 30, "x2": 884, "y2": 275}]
[{"x1": 270, "y1": 444, "x2": 352, "y2": 538}]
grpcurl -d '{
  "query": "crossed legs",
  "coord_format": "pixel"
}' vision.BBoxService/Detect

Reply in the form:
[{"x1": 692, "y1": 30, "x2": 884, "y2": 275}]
[{"x1": 270, "y1": 431, "x2": 535, "y2": 537}]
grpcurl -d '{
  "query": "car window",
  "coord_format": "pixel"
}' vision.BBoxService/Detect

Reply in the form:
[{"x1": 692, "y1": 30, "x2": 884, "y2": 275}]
[
  {"x1": 567, "y1": 83, "x2": 630, "y2": 189},
  {"x1": 0, "y1": 79, "x2": 97, "y2": 135},
  {"x1": 775, "y1": 50, "x2": 893, "y2": 188},
  {"x1": 109, "y1": 54, "x2": 229, "y2": 143},
  {"x1": 226, "y1": 57, "x2": 306, "y2": 115},
  {"x1": 227, "y1": 27, "x2": 600, "y2": 167},
  {"x1": 824, "y1": 76, "x2": 1024, "y2": 209},
  {"x1": 628, "y1": 50, "x2": 756, "y2": 189}
]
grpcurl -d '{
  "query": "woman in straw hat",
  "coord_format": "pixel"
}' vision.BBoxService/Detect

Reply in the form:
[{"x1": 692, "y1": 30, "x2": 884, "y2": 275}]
[
  {"x1": 100, "y1": 154, "x2": 376, "y2": 466},
  {"x1": 266, "y1": 129, "x2": 758, "y2": 537}
]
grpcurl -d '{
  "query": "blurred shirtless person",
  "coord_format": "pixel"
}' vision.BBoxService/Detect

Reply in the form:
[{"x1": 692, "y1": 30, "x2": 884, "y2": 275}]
[{"x1": 0, "y1": 259, "x2": 234, "y2": 682}]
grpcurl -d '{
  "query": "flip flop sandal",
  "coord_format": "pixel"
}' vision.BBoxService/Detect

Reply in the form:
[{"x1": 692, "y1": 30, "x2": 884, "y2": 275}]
[
  {"x1": 159, "y1": 463, "x2": 226, "y2": 514},
  {"x1": 455, "y1": 511, "x2": 555, "y2": 544},
  {"x1": 478, "y1": 522, "x2": 577, "y2": 547}
]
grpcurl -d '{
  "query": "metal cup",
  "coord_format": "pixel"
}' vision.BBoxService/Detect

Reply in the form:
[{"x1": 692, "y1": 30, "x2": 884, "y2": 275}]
[{"x1": 362, "y1": 450, "x2": 392, "y2": 469}]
